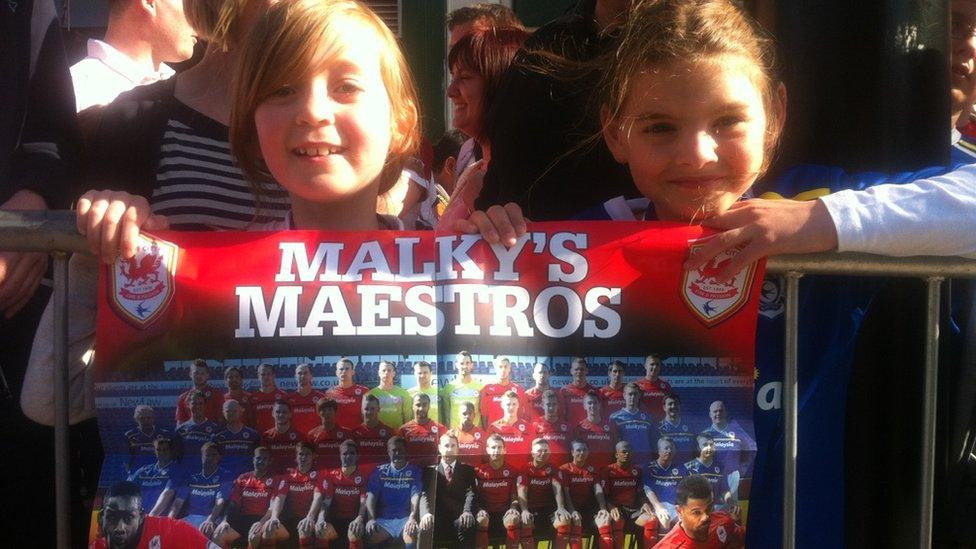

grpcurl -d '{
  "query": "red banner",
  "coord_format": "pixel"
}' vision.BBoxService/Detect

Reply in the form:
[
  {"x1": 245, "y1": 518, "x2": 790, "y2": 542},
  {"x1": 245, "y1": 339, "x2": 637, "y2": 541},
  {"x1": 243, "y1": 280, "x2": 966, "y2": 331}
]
[{"x1": 92, "y1": 222, "x2": 764, "y2": 546}]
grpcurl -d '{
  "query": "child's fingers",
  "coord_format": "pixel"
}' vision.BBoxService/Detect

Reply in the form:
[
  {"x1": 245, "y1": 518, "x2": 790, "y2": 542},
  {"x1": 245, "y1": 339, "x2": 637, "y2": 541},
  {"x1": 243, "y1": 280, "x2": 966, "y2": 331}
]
[
  {"x1": 700, "y1": 204, "x2": 757, "y2": 230},
  {"x1": 684, "y1": 228, "x2": 747, "y2": 270},
  {"x1": 98, "y1": 199, "x2": 129, "y2": 262},
  {"x1": 120, "y1": 205, "x2": 150, "y2": 260},
  {"x1": 143, "y1": 214, "x2": 170, "y2": 231},
  {"x1": 503, "y1": 202, "x2": 528, "y2": 236},
  {"x1": 452, "y1": 217, "x2": 479, "y2": 235},
  {"x1": 486, "y1": 205, "x2": 518, "y2": 246},
  {"x1": 468, "y1": 211, "x2": 500, "y2": 243},
  {"x1": 75, "y1": 193, "x2": 94, "y2": 235},
  {"x1": 85, "y1": 197, "x2": 111, "y2": 258}
]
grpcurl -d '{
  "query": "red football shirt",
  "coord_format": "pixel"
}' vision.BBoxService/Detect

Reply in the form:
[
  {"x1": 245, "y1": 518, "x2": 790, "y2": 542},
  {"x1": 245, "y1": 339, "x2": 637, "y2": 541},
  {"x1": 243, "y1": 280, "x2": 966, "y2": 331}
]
[
  {"x1": 529, "y1": 417, "x2": 572, "y2": 466},
  {"x1": 518, "y1": 463, "x2": 557, "y2": 511},
  {"x1": 573, "y1": 419, "x2": 617, "y2": 470},
  {"x1": 349, "y1": 422, "x2": 394, "y2": 469},
  {"x1": 324, "y1": 384, "x2": 369, "y2": 429},
  {"x1": 175, "y1": 385, "x2": 225, "y2": 424},
  {"x1": 274, "y1": 468, "x2": 319, "y2": 519},
  {"x1": 599, "y1": 385, "x2": 625, "y2": 417},
  {"x1": 654, "y1": 512, "x2": 745, "y2": 548},
  {"x1": 261, "y1": 426, "x2": 304, "y2": 474},
  {"x1": 89, "y1": 515, "x2": 208, "y2": 548},
  {"x1": 480, "y1": 382, "x2": 526, "y2": 426},
  {"x1": 474, "y1": 462, "x2": 519, "y2": 513},
  {"x1": 251, "y1": 388, "x2": 288, "y2": 434},
  {"x1": 399, "y1": 419, "x2": 447, "y2": 466},
  {"x1": 558, "y1": 462, "x2": 597, "y2": 511},
  {"x1": 448, "y1": 425, "x2": 486, "y2": 467},
  {"x1": 286, "y1": 390, "x2": 325, "y2": 436},
  {"x1": 560, "y1": 383, "x2": 599, "y2": 427},
  {"x1": 636, "y1": 378, "x2": 672, "y2": 420},
  {"x1": 523, "y1": 387, "x2": 564, "y2": 422},
  {"x1": 600, "y1": 462, "x2": 643, "y2": 509},
  {"x1": 306, "y1": 424, "x2": 351, "y2": 470},
  {"x1": 230, "y1": 471, "x2": 276, "y2": 517},
  {"x1": 489, "y1": 419, "x2": 532, "y2": 470},
  {"x1": 316, "y1": 467, "x2": 367, "y2": 520}
]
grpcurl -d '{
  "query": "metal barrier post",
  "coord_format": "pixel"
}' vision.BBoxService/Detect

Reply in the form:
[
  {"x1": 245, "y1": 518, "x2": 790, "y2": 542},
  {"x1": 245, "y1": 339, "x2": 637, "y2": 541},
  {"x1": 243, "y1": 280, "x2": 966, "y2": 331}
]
[
  {"x1": 919, "y1": 276, "x2": 943, "y2": 549},
  {"x1": 53, "y1": 251, "x2": 72, "y2": 549},
  {"x1": 781, "y1": 272, "x2": 802, "y2": 549}
]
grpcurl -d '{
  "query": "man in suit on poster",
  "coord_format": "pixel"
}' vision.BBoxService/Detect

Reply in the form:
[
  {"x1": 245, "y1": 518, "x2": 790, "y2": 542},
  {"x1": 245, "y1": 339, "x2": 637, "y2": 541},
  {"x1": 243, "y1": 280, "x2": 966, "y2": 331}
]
[{"x1": 418, "y1": 433, "x2": 477, "y2": 546}]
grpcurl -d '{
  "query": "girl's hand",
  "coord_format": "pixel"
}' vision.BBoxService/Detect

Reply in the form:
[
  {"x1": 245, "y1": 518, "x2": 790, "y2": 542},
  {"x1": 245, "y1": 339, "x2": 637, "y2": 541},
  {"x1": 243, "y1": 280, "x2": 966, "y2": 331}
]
[
  {"x1": 684, "y1": 198, "x2": 838, "y2": 278},
  {"x1": 76, "y1": 190, "x2": 170, "y2": 263},
  {"x1": 454, "y1": 203, "x2": 527, "y2": 247}
]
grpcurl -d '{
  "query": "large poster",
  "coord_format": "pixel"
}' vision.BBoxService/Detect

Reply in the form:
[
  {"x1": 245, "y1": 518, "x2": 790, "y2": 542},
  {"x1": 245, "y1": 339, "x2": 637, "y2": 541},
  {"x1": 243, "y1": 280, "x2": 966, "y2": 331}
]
[{"x1": 92, "y1": 222, "x2": 763, "y2": 547}]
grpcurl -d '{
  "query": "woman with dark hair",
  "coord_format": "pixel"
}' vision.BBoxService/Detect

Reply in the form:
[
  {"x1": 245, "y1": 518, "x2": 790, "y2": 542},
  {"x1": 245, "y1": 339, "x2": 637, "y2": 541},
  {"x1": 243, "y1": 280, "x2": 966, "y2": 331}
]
[{"x1": 437, "y1": 26, "x2": 530, "y2": 229}]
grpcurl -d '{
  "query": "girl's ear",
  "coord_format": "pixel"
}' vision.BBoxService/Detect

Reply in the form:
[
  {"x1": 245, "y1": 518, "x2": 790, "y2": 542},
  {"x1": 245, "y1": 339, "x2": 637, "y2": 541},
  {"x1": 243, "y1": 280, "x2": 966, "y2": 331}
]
[
  {"x1": 140, "y1": 0, "x2": 156, "y2": 17},
  {"x1": 601, "y1": 105, "x2": 629, "y2": 165}
]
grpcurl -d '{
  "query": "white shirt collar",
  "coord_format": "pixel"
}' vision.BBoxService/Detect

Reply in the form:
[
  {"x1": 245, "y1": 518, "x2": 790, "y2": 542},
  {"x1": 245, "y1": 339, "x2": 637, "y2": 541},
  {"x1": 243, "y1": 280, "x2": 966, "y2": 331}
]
[{"x1": 86, "y1": 39, "x2": 175, "y2": 86}]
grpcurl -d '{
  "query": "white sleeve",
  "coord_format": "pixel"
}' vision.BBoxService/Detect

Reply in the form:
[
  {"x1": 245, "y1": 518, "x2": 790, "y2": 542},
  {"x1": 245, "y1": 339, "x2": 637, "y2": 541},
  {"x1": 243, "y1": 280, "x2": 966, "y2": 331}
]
[{"x1": 819, "y1": 164, "x2": 976, "y2": 258}]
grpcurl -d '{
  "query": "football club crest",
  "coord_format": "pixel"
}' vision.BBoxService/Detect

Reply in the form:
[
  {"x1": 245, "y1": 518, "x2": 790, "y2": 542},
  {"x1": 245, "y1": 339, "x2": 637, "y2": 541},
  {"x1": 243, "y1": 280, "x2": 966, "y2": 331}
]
[
  {"x1": 110, "y1": 234, "x2": 178, "y2": 328},
  {"x1": 682, "y1": 242, "x2": 756, "y2": 326},
  {"x1": 717, "y1": 525, "x2": 728, "y2": 543},
  {"x1": 149, "y1": 536, "x2": 161, "y2": 549}
]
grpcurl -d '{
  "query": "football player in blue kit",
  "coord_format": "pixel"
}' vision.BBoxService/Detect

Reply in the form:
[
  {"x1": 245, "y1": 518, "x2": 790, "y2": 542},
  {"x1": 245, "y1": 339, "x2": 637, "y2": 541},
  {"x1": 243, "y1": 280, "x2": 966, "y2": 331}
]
[{"x1": 609, "y1": 383, "x2": 657, "y2": 465}]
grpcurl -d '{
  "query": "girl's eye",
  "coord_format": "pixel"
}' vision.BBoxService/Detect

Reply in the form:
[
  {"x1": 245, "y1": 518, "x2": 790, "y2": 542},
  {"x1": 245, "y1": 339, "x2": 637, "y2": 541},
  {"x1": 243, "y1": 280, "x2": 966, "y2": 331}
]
[
  {"x1": 715, "y1": 115, "x2": 746, "y2": 128},
  {"x1": 271, "y1": 85, "x2": 295, "y2": 98},
  {"x1": 645, "y1": 122, "x2": 676, "y2": 134},
  {"x1": 334, "y1": 82, "x2": 364, "y2": 97}
]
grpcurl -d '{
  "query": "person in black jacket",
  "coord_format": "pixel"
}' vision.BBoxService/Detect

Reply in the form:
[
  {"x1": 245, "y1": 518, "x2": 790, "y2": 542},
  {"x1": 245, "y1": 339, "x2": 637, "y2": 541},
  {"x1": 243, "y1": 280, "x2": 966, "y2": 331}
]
[
  {"x1": 475, "y1": 0, "x2": 638, "y2": 220},
  {"x1": 418, "y1": 433, "x2": 477, "y2": 547}
]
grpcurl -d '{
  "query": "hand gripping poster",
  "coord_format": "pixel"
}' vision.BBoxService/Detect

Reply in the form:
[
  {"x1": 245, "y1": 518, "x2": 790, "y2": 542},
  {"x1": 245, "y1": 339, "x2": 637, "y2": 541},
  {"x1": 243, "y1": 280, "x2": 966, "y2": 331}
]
[{"x1": 91, "y1": 222, "x2": 763, "y2": 548}]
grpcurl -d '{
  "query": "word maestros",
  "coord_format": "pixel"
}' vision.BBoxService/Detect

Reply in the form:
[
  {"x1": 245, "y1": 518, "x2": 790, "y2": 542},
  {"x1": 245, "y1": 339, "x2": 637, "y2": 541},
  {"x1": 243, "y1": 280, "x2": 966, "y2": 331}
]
[{"x1": 235, "y1": 233, "x2": 622, "y2": 339}]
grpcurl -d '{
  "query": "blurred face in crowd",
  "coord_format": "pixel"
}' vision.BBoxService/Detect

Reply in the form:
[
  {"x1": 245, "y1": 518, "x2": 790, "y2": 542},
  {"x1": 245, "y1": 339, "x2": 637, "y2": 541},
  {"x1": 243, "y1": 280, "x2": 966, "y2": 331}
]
[
  {"x1": 439, "y1": 434, "x2": 459, "y2": 460},
  {"x1": 645, "y1": 356, "x2": 662, "y2": 379},
  {"x1": 134, "y1": 406, "x2": 154, "y2": 431},
  {"x1": 224, "y1": 368, "x2": 244, "y2": 391},
  {"x1": 531, "y1": 440, "x2": 550, "y2": 467},
  {"x1": 460, "y1": 402, "x2": 476, "y2": 429},
  {"x1": 339, "y1": 442, "x2": 358, "y2": 468},
  {"x1": 388, "y1": 438, "x2": 407, "y2": 467},
  {"x1": 542, "y1": 392, "x2": 559, "y2": 419},
  {"x1": 457, "y1": 354, "x2": 474, "y2": 376},
  {"x1": 583, "y1": 394, "x2": 601, "y2": 420},
  {"x1": 253, "y1": 448, "x2": 271, "y2": 475},
  {"x1": 532, "y1": 363, "x2": 550, "y2": 387},
  {"x1": 657, "y1": 438, "x2": 675, "y2": 465},
  {"x1": 154, "y1": 440, "x2": 173, "y2": 464},
  {"x1": 363, "y1": 398, "x2": 380, "y2": 424},
  {"x1": 486, "y1": 437, "x2": 506, "y2": 465},
  {"x1": 709, "y1": 401, "x2": 727, "y2": 428},
  {"x1": 447, "y1": 63, "x2": 486, "y2": 139},
  {"x1": 571, "y1": 440, "x2": 589, "y2": 466},
  {"x1": 202, "y1": 445, "x2": 221, "y2": 470},
  {"x1": 100, "y1": 495, "x2": 144, "y2": 549},
  {"x1": 295, "y1": 444, "x2": 315, "y2": 472},
  {"x1": 189, "y1": 393, "x2": 206, "y2": 418},
  {"x1": 273, "y1": 402, "x2": 292, "y2": 426},
  {"x1": 664, "y1": 396, "x2": 680, "y2": 420},
  {"x1": 295, "y1": 364, "x2": 313, "y2": 389},
  {"x1": 608, "y1": 362, "x2": 624, "y2": 387},
  {"x1": 223, "y1": 400, "x2": 242, "y2": 425},
  {"x1": 336, "y1": 360, "x2": 355, "y2": 385},
  {"x1": 150, "y1": 0, "x2": 196, "y2": 66},
  {"x1": 615, "y1": 440, "x2": 632, "y2": 465},
  {"x1": 318, "y1": 402, "x2": 337, "y2": 426},
  {"x1": 413, "y1": 394, "x2": 430, "y2": 422},
  {"x1": 623, "y1": 385, "x2": 641, "y2": 410},
  {"x1": 259, "y1": 365, "x2": 276, "y2": 388},
  {"x1": 413, "y1": 363, "x2": 432, "y2": 388},
  {"x1": 698, "y1": 437, "x2": 716, "y2": 461},
  {"x1": 191, "y1": 364, "x2": 209, "y2": 387},
  {"x1": 677, "y1": 496, "x2": 713, "y2": 541},
  {"x1": 378, "y1": 362, "x2": 395, "y2": 385},
  {"x1": 495, "y1": 358, "x2": 512, "y2": 382},
  {"x1": 502, "y1": 393, "x2": 520, "y2": 419},
  {"x1": 571, "y1": 360, "x2": 588, "y2": 384},
  {"x1": 951, "y1": 0, "x2": 976, "y2": 116}
]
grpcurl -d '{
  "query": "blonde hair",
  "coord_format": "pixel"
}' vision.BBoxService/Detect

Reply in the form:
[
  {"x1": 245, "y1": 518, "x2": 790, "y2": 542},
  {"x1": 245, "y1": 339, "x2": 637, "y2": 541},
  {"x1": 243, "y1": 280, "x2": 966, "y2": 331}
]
[
  {"x1": 183, "y1": 0, "x2": 248, "y2": 52},
  {"x1": 230, "y1": 0, "x2": 421, "y2": 195},
  {"x1": 603, "y1": 0, "x2": 783, "y2": 171}
]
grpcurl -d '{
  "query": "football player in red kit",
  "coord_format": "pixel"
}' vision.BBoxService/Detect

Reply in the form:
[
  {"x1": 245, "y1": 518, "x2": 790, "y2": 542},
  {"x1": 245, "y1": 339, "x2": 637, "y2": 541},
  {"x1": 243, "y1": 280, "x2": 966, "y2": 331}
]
[
  {"x1": 559, "y1": 440, "x2": 603, "y2": 549},
  {"x1": 525, "y1": 362, "x2": 564, "y2": 422},
  {"x1": 175, "y1": 359, "x2": 224, "y2": 425},
  {"x1": 517, "y1": 439, "x2": 572, "y2": 549},
  {"x1": 488, "y1": 390, "x2": 532, "y2": 470},
  {"x1": 636, "y1": 355, "x2": 672, "y2": 421},
  {"x1": 561, "y1": 358, "x2": 600, "y2": 427},
  {"x1": 573, "y1": 393, "x2": 618, "y2": 470},
  {"x1": 90, "y1": 481, "x2": 208, "y2": 549},
  {"x1": 349, "y1": 394, "x2": 394, "y2": 470},
  {"x1": 261, "y1": 401, "x2": 304, "y2": 475},
  {"x1": 480, "y1": 356, "x2": 527, "y2": 426},
  {"x1": 213, "y1": 447, "x2": 276, "y2": 548},
  {"x1": 287, "y1": 363, "x2": 326, "y2": 436},
  {"x1": 223, "y1": 366, "x2": 253, "y2": 425},
  {"x1": 447, "y1": 401, "x2": 487, "y2": 466},
  {"x1": 324, "y1": 358, "x2": 370, "y2": 430},
  {"x1": 312, "y1": 439, "x2": 369, "y2": 549},
  {"x1": 262, "y1": 442, "x2": 320, "y2": 548},
  {"x1": 306, "y1": 398, "x2": 352, "y2": 471},
  {"x1": 599, "y1": 361, "x2": 628, "y2": 417},
  {"x1": 399, "y1": 393, "x2": 448, "y2": 466},
  {"x1": 252, "y1": 363, "x2": 288, "y2": 434},
  {"x1": 474, "y1": 434, "x2": 522, "y2": 548},
  {"x1": 654, "y1": 475, "x2": 744, "y2": 549},
  {"x1": 529, "y1": 389, "x2": 572, "y2": 466},
  {"x1": 595, "y1": 440, "x2": 655, "y2": 549}
]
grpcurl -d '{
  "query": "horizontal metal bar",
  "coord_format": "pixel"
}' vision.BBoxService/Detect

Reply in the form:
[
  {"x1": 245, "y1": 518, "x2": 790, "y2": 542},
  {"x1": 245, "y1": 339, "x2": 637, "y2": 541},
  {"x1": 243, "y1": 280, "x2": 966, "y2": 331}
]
[
  {"x1": 0, "y1": 210, "x2": 87, "y2": 253},
  {"x1": 767, "y1": 253, "x2": 976, "y2": 278}
]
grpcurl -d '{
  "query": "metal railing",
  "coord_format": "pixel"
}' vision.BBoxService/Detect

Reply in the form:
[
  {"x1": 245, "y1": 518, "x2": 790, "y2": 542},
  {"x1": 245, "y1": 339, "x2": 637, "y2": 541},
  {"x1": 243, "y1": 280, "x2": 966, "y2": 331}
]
[{"x1": 4, "y1": 210, "x2": 976, "y2": 549}]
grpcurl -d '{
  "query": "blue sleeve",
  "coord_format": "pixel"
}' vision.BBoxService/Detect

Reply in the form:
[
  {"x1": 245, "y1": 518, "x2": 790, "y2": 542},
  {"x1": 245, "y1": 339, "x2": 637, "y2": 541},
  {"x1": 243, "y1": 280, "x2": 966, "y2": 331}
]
[
  {"x1": 763, "y1": 163, "x2": 967, "y2": 198},
  {"x1": 366, "y1": 467, "x2": 380, "y2": 495}
]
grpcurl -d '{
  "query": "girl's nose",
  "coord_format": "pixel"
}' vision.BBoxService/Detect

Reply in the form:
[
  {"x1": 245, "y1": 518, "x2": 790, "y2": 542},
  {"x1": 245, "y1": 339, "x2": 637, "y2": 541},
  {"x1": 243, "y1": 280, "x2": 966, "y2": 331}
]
[
  {"x1": 297, "y1": 78, "x2": 336, "y2": 126},
  {"x1": 677, "y1": 130, "x2": 720, "y2": 167},
  {"x1": 447, "y1": 77, "x2": 460, "y2": 98}
]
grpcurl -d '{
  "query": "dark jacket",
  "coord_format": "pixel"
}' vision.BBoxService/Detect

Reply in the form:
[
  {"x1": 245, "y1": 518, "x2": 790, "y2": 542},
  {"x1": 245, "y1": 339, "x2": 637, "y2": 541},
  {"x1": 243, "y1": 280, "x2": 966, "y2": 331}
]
[
  {"x1": 476, "y1": 0, "x2": 637, "y2": 220},
  {"x1": 419, "y1": 460, "x2": 476, "y2": 522}
]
